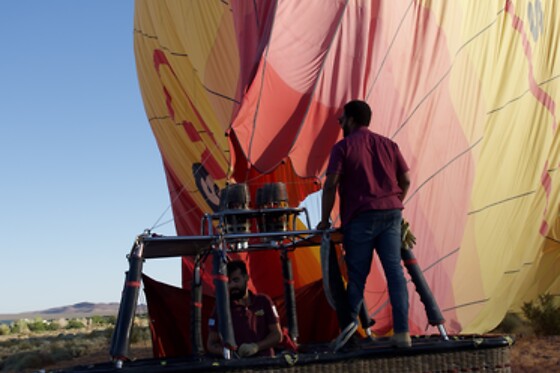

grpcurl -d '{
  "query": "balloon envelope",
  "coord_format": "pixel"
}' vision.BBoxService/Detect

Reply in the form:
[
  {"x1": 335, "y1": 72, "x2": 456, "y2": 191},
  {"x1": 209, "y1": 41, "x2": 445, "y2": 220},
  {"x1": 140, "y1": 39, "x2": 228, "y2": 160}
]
[{"x1": 134, "y1": 0, "x2": 560, "y2": 336}]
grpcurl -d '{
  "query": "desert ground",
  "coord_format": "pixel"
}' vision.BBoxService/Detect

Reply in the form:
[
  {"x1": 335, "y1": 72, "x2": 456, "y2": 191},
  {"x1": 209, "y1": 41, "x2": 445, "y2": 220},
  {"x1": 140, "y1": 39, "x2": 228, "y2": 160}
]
[{"x1": 508, "y1": 335, "x2": 560, "y2": 372}]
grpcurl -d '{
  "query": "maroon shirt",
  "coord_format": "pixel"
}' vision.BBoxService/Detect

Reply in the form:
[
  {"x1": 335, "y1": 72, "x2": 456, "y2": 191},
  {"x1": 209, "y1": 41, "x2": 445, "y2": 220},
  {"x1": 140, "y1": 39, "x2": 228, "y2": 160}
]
[
  {"x1": 326, "y1": 127, "x2": 409, "y2": 225},
  {"x1": 209, "y1": 291, "x2": 279, "y2": 357}
]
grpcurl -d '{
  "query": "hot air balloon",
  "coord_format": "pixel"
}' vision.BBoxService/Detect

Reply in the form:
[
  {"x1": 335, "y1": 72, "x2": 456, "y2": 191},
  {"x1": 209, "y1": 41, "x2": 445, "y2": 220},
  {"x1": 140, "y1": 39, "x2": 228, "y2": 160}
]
[{"x1": 109, "y1": 0, "x2": 559, "y2": 370}]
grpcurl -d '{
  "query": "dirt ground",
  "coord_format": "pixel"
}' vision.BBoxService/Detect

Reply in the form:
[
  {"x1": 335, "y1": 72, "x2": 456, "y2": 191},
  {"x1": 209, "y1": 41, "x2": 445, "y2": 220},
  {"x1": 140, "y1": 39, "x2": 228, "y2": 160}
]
[
  {"x1": 17, "y1": 343, "x2": 153, "y2": 373},
  {"x1": 508, "y1": 335, "x2": 560, "y2": 372},
  {"x1": 22, "y1": 335, "x2": 560, "y2": 372}
]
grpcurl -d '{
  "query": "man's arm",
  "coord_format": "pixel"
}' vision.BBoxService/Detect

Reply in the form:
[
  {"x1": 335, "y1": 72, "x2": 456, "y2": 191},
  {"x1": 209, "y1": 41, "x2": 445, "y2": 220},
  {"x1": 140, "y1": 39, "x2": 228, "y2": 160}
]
[
  {"x1": 206, "y1": 329, "x2": 224, "y2": 356},
  {"x1": 317, "y1": 173, "x2": 340, "y2": 229},
  {"x1": 397, "y1": 171, "x2": 411, "y2": 202},
  {"x1": 257, "y1": 322, "x2": 282, "y2": 351},
  {"x1": 238, "y1": 319, "x2": 282, "y2": 357}
]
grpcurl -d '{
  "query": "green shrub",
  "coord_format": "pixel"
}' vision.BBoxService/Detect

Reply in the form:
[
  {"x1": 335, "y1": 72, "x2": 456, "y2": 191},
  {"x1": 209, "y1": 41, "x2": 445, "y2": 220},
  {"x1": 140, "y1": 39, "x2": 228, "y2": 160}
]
[
  {"x1": 91, "y1": 315, "x2": 116, "y2": 326},
  {"x1": 66, "y1": 319, "x2": 86, "y2": 329},
  {"x1": 91, "y1": 315, "x2": 104, "y2": 325},
  {"x1": 46, "y1": 321, "x2": 61, "y2": 331},
  {"x1": 27, "y1": 318, "x2": 47, "y2": 332},
  {"x1": 0, "y1": 324, "x2": 10, "y2": 335},
  {"x1": 10, "y1": 319, "x2": 29, "y2": 334},
  {"x1": 130, "y1": 326, "x2": 151, "y2": 344},
  {"x1": 521, "y1": 293, "x2": 560, "y2": 336}
]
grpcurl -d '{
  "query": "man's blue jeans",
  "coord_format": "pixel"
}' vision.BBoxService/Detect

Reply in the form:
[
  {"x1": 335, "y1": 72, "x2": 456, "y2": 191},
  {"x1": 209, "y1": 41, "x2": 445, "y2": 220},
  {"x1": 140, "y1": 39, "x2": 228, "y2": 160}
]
[{"x1": 343, "y1": 209, "x2": 409, "y2": 333}]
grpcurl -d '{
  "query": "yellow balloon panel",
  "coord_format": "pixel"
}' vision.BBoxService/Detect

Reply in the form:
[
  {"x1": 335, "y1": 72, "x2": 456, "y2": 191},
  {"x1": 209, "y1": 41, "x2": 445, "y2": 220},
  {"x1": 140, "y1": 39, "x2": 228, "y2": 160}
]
[{"x1": 452, "y1": 0, "x2": 560, "y2": 331}]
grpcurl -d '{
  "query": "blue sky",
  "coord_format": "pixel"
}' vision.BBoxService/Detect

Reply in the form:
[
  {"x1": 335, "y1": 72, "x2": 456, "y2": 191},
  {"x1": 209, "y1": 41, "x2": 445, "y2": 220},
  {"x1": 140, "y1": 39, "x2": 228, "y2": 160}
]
[{"x1": 0, "y1": 1, "x2": 181, "y2": 313}]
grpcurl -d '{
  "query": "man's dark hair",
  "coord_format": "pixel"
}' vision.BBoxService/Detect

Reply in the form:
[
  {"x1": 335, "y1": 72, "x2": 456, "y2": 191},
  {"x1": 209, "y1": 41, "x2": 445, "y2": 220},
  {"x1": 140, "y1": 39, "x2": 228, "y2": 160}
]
[
  {"x1": 227, "y1": 259, "x2": 248, "y2": 277},
  {"x1": 344, "y1": 100, "x2": 371, "y2": 127}
]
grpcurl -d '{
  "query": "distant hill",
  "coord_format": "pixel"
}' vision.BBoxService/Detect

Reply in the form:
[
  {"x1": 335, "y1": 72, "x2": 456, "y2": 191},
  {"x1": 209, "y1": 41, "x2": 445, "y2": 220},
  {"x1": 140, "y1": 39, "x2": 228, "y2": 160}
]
[{"x1": 0, "y1": 302, "x2": 147, "y2": 322}]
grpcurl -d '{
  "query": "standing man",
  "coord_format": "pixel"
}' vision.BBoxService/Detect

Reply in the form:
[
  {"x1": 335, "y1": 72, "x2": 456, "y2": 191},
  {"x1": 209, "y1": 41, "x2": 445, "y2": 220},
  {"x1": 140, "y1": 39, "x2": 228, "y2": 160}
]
[
  {"x1": 317, "y1": 100, "x2": 411, "y2": 350},
  {"x1": 207, "y1": 260, "x2": 283, "y2": 357}
]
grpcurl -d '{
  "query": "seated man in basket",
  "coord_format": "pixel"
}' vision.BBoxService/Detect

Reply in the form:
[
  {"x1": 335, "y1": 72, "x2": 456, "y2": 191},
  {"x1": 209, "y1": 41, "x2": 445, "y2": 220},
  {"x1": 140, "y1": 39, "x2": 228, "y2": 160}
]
[{"x1": 206, "y1": 260, "x2": 283, "y2": 357}]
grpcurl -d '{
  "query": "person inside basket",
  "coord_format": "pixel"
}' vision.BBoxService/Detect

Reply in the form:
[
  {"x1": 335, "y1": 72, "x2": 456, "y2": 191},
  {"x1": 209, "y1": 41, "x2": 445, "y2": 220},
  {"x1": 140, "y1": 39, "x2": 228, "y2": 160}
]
[{"x1": 206, "y1": 260, "x2": 283, "y2": 357}]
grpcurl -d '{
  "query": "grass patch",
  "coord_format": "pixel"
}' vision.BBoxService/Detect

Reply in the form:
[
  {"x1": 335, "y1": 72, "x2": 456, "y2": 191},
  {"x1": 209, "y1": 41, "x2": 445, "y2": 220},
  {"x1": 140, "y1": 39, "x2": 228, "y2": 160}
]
[{"x1": 0, "y1": 326, "x2": 151, "y2": 372}]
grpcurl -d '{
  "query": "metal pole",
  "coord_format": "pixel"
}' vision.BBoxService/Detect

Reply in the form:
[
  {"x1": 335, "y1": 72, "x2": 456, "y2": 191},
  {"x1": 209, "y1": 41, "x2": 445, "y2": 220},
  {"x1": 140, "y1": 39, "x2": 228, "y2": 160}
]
[
  {"x1": 281, "y1": 250, "x2": 299, "y2": 343},
  {"x1": 212, "y1": 242, "x2": 236, "y2": 357},
  {"x1": 401, "y1": 247, "x2": 448, "y2": 339},
  {"x1": 191, "y1": 258, "x2": 204, "y2": 355},
  {"x1": 110, "y1": 237, "x2": 145, "y2": 367}
]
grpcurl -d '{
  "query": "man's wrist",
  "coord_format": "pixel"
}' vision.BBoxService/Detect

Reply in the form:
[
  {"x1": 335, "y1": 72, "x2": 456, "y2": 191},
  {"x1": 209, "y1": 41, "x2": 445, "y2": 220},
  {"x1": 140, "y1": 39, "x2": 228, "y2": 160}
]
[{"x1": 318, "y1": 220, "x2": 331, "y2": 228}]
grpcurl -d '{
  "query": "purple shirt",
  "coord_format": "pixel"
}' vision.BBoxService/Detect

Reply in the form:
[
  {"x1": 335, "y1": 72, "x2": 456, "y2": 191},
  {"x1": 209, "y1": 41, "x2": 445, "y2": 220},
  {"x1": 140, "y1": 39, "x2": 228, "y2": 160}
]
[
  {"x1": 326, "y1": 127, "x2": 409, "y2": 225},
  {"x1": 209, "y1": 292, "x2": 280, "y2": 357}
]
